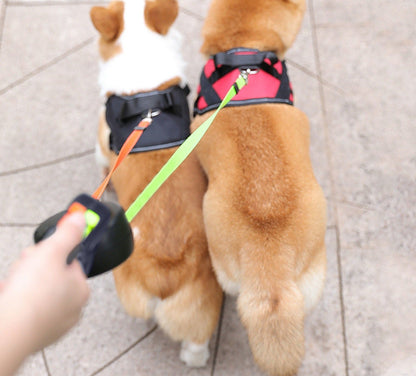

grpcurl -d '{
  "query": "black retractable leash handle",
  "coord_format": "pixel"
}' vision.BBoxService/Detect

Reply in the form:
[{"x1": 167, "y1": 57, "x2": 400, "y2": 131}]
[{"x1": 34, "y1": 194, "x2": 134, "y2": 278}]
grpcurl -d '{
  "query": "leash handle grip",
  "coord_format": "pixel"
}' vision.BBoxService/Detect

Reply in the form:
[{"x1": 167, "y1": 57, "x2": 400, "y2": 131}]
[{"x1": 34, "y1": 194, "x2": 134, "y2": 278}]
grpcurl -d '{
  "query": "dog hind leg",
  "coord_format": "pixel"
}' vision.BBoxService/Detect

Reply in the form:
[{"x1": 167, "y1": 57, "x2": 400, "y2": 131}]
[{"x1": 153, "y1": 275, "x2": 222, "y2": 367}]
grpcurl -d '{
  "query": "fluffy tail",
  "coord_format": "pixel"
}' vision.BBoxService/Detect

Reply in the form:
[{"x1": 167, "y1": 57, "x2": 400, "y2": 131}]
[{"x1": 237, "y1": 250, "x2": 305, "y2": 376}]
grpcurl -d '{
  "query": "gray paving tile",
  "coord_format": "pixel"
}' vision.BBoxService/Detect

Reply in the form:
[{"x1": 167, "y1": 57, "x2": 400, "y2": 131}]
[
  {"x1": 0, "y1": 154, "x2": 100, "y2": 224},
  {"x1": 286, "y1": 0, "x2": 318, "y2": 76},
  {"x1": 0, "y1": 227, "x2": 34, "y2": 277},
  {"x1": 180, "y1": 0, "x2": 210, "y2": 21},
  {"x1": 311, "y1": 0, "x2": 416, "y2": 240},
  {"x1": 94, "y1": 326, "x2": 217, "y2": 376},
  {"x1": 0, "y1": 3, "x2": 97, "y2": 92},
  {"x1": 213, "y1": 294, "x2": 263, "y2": 376},
  {"x1": 44, "y1": 273, "x2": 157, "y2": 376},
  {"x1": 323, "y1": 83, "x2": 415, "y2": 212},
  {"x1": 313, "y1": 0, "x2": 415, "y2": 91},
  {"x1": 312, "y1": 1, "x2": 416, "y2": 374},
  {"x1": 0, "y1": 0, "x2": 5, "y2": 40},
  {"x1": 299, "y1": 228, "x2": 346, "y2": 376},
  {"x1": 213, "y1": 228, "x2": 344, "y2": 375},
  {"x1": 16, "y1": 352, "x2": 48, "y2": 376},
  {"x1": 0, "y1": 42, "x2": 100, "y2": 174},
  {"x1": 338, "y1": 203, "x2": 416, "y2": 376},
  {"x1": 289, "y1": 64, "x2": 335, "y2": 226}
]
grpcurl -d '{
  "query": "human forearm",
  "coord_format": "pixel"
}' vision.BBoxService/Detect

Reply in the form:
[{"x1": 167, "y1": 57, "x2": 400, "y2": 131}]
[
  {"x1": 0, "y1": 213, "x2": 89, "y2": 375},
  {"x1": 0, "y1": 295, "x2": 36, "y2": 375}
]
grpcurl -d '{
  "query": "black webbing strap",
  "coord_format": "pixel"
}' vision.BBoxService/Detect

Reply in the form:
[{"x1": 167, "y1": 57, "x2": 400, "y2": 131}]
[
  {"x1": 213, "y1": 49, "x2": 278, "y2": 68},
  {"x1": 117, "y1": 85, "x2": 190, "y2": 120}
]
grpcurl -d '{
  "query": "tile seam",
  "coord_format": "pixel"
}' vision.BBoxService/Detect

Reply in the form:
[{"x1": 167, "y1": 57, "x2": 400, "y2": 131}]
[
  {"x1": 210, "y1": 293, "x2": 226, "y2": 376},
  {"x1": 286, "y1": 57, "x2": 346, "y2": 96},
  {"x1": 0, "y1": 149, "x2": 95, "y2": 177},
  {"x1": 88, "y1": 324, "x2": 158, "y2": 376},
  {"x1": 179, "y1": 6, "x2": 204, "y2": 22},
  {"x1": 0, "y1": 36, "x2": 94, "y2": 96},
  {"x1": 41, "y1": 350, "x2": 52, "y2": 376},
  {"x1": 308, "y1": 1, "x2": 350, "y2": 375}
]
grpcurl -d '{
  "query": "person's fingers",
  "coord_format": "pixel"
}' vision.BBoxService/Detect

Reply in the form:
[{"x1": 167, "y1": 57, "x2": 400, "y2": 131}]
[{"x1": 46, "y1": 213, "x2": 86, "y2": 258}]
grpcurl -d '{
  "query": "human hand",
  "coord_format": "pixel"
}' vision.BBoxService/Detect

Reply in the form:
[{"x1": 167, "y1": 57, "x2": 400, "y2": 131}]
[{"x1": 0, "y1": 213, "x2": 90, "y2": 356}]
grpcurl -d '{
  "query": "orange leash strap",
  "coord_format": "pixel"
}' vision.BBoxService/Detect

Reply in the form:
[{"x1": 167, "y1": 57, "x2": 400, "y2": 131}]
[{"x1": 92, "y1": 118, "x2": 152, "y2": 200}]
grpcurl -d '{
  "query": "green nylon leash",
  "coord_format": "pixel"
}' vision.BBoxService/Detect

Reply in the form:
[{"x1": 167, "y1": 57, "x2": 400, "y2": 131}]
[{"x1": 125, "y1": 73, "x2": 248, "y2": 222}]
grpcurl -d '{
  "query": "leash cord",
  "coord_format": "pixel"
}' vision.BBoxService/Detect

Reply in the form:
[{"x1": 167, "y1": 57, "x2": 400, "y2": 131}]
[
  {"x1": 92, "y1": 117, "x2": 153, "y2": 200},
  {"x1": 124, "y1": 73, "x2": 248, "y2": 223}
]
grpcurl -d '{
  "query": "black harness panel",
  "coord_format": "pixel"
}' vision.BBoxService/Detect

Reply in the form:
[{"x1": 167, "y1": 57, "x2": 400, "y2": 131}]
[{"x1": 106, "y1": 85, "x2": 191, "y2": 154}]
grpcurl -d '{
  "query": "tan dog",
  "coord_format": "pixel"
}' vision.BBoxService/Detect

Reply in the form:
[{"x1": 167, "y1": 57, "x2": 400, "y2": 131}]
[
  {"x1": 90, "y1": 0, "x2": 222, "y2": 367},
  {"x1": 191, "y1": 0, "x2": 327, "y2": 375}
]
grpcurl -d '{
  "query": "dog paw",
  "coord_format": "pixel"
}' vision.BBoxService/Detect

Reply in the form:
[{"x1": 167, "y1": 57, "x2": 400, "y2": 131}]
[{"x1": 180, "y1": 341, "x2": 209, "y2": 368}]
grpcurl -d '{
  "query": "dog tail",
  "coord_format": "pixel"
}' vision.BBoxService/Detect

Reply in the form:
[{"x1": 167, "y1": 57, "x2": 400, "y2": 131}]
[{"x1": 237, "y1": 247, "x2": 305, "y2": 376}]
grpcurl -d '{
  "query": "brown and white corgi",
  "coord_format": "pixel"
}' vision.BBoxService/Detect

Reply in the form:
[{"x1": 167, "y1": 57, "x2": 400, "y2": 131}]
[
  {"x1": 190, "y1": 0, "x2": 327, "y2": 375},
  {"x1": 90, "y1": 0, "x2": 222, "y2": 367}
]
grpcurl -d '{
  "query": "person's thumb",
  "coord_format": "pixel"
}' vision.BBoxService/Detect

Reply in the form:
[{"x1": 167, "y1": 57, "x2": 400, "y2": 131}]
[{"x1": 47, "y1": 213, "x2": 86, "y2": 257}]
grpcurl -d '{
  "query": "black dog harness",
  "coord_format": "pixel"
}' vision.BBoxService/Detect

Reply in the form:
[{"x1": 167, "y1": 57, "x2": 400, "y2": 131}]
[
  {"x1": 194, "y1": 48, "x2": 294, "y2": 115},
  {"x1": 106, "y1": 85, "x2": 191, "y2": 154}
]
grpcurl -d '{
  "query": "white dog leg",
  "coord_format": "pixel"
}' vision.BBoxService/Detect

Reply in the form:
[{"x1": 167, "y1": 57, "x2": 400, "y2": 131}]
[{"x1": 180, "y1": 340, "x2": 209, "y2": 368}]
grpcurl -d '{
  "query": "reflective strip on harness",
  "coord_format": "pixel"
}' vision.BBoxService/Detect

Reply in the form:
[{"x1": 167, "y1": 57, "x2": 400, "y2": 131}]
[{"x1": 194, "y1": 48, "x2": 294, "y2": 115}]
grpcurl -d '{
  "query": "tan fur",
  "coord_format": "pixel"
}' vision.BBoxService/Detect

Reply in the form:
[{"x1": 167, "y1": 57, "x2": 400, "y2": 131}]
[
  {"x1": 144, "y1": 0, "x2": 179, "y2": 36},
  {"x1": 201, "y1": 0, "x2": 306, "y2": 59},
  {"x1": 91, "y1": 0, "x2": 222, "y2": 353},
  {"x1": 191, "y1": 1, "x2": 327, "y2": 375},
  {"x1": 90, "y1": 2, "x2": 124, "y2": 61}
]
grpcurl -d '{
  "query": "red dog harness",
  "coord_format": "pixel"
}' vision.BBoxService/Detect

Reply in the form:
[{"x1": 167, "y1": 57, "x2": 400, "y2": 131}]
[{"x1": 194, "y1": 48, "x2": 294, "y2": 115}]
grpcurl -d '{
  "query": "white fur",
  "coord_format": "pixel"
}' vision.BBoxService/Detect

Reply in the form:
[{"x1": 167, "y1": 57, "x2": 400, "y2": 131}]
[
  {"x1": 132, "y1": 226, "x2": 140, "y2": 239},
  {"x1": 180, "y1": 340, "x2": 210, "y2": 368},
  {"x1": 95, "y1": 141, "x2": 109, "y2": 168},
  {"x1": 211, "y1": 263, "x2": 241, "y2": 295},
  {"x1": 98, "y1": 0, "x2": 186, "y2": 96},
  {"x1": 297, "y1": 261, "x2": 325, "y2": 314}
]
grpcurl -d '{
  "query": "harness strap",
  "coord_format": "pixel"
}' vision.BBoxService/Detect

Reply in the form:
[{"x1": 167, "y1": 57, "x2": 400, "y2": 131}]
[
  {"x1": 92, "y1": 118, "x2": 152, "y2": 200},
  {"x1": 214, "y1": 49, "x2": 278, "y2": 68},
  {"x1": 118, "y1": 85, "x2": 190, "y2": 120},
  {"x1": 199, "y1": 72, "x2": 222, "y2": 106}
]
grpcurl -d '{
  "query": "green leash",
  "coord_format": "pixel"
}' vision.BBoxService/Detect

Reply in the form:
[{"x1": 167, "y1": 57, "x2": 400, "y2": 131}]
[{"x1": 125, "y1": 72, "x2": 248, "y2": 222}]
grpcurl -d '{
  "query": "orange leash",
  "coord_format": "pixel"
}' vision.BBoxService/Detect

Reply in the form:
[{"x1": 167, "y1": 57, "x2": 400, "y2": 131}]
[{"x1": 92, "y1": 118, "x2": 152, "y2": 200}]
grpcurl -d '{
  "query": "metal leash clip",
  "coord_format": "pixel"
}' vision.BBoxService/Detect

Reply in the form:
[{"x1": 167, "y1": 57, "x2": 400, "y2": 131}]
[
  {"x1": 135, "y1": 109, "x2": 161, "y2": 130},
  {"x1": 239, "y1": 68, "x2": 259, "y2": 85}
]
